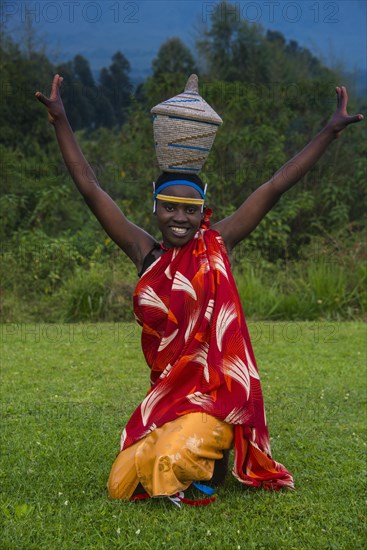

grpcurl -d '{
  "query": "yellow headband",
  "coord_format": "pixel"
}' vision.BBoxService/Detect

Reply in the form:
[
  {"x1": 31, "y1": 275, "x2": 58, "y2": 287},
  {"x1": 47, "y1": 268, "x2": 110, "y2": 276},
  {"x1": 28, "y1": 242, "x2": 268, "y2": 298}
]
[{"x1": 156, "y1": 194, "x2": 204, "y2": 206}]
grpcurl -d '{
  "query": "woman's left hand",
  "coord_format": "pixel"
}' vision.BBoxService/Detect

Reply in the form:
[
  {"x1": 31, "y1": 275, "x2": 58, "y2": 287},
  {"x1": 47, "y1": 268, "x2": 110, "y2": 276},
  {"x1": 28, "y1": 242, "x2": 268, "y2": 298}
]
[{"x1": 327, "y1": 86, "x2": 364, "y2": 138}]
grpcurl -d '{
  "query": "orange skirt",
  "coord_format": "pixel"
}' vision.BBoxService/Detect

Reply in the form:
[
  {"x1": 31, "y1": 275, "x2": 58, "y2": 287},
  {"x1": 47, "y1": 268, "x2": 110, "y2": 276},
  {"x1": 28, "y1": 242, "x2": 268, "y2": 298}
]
[{"x1": 108, "y1": 413, "x2": 233, "y2": 499}]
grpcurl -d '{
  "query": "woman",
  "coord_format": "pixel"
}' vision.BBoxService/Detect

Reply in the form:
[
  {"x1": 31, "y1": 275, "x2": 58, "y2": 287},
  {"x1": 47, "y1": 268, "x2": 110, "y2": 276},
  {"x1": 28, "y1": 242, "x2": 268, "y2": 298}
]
[{"x1": 36, "y1": 75, "x2": 363, "y2": 504}]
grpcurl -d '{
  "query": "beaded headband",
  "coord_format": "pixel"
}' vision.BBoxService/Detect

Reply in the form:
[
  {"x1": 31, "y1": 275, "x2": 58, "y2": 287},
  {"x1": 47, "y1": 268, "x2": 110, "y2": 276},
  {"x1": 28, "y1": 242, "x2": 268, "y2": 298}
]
[
  {"x1": 155, "y1": 194, "x2": 204, "y2": 206},
  {"x1": 152, "y1": 180, "x2": 207, "y2": 213},
  {"x1": 154, "y1": 180, "x2": 206, "y2": 199}
]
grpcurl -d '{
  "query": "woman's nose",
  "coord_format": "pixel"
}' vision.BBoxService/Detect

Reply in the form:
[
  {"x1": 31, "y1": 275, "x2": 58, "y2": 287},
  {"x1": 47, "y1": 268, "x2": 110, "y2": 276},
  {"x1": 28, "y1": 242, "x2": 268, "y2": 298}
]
[{"x1": 172, "y1": 207, "x2": 187, "y2": 223}]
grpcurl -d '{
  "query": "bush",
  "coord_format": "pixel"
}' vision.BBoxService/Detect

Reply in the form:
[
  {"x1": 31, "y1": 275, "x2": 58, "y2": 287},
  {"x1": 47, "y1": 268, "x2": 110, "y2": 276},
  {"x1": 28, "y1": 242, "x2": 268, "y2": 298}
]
[
  {"x1": 234, "y1": 229, "x2": 366, "y2": 321},
  {"x1": 57, "y1": 260, "x2": 136, "y2": 322}
]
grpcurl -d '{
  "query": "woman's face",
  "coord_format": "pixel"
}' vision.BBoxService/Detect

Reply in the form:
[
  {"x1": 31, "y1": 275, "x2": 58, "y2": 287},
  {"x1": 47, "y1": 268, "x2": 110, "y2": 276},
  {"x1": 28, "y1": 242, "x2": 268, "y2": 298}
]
[{"x1": 155, "y1": 184, "x2": 203, "y2": 248}]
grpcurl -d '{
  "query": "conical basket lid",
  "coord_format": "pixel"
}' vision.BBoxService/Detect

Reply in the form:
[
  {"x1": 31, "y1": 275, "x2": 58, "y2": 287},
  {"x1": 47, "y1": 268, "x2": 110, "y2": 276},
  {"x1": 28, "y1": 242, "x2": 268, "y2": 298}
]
[
  {"x1": 151, "y1": 75, "x2": 223, "y2": 174},
  {"x1": 151, "y1": 74, "x2": 223, "y2": 125}
]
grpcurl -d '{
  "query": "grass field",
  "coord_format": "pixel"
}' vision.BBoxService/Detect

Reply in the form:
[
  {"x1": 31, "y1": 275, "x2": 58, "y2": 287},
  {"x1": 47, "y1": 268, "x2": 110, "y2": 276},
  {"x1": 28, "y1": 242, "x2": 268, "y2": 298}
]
[{"x1": 1, "y1": 321, "x2": 366, "y2": 549}]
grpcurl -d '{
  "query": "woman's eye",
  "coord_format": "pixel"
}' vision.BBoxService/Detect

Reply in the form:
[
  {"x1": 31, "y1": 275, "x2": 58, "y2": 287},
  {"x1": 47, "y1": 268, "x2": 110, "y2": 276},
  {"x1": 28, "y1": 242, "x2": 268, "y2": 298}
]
[{"x1": 186, "y1": 208, "x2": 197, "y2": 214}]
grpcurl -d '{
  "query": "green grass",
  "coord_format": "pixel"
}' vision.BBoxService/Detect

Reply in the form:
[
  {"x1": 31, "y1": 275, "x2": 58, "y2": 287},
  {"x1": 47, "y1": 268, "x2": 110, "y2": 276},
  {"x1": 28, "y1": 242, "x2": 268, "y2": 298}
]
[
  {"x1": 1, "y1": 322, "x2": 366, "y2": 549},
  {"x1": 234, "y1": 260, "x2": 365, "y2": 321}
]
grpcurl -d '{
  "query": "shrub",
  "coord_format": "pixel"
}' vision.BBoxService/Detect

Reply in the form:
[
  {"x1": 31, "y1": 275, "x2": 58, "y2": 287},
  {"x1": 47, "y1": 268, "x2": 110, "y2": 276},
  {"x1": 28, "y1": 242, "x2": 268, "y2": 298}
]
[{"x1": 57, "y1": 260, "x2": 136, "y2": 322}]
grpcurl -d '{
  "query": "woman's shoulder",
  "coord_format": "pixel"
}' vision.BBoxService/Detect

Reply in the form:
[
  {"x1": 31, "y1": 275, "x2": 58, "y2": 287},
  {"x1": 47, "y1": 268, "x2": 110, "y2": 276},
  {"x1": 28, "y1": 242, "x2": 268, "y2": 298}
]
[{"x1": 138, "y1": 242, "x2": 163, "y2": 277}]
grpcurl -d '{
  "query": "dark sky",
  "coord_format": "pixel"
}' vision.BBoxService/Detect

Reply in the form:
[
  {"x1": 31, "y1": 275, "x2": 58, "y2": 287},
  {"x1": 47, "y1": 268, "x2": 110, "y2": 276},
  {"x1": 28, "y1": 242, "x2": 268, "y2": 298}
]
[{"x1": 6, "y1": 0, "x2": 367, "y2": 84}]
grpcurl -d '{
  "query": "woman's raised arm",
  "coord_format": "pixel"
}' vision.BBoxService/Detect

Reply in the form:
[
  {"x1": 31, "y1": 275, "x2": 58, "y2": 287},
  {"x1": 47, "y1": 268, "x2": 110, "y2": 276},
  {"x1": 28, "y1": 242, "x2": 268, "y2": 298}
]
[
  {"x1": 35, "y1": 75, "x2": 155, "y2": 269},
  {"x1": 214, "y1": 86, "x2": 364, "y2": 251}
]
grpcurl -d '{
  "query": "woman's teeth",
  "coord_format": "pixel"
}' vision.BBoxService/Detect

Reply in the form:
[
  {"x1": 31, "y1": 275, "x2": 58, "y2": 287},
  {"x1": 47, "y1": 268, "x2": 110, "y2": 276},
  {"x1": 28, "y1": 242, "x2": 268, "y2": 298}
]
[{"x1": 171, "y1": 227, "x2": 188, "y2": 235}]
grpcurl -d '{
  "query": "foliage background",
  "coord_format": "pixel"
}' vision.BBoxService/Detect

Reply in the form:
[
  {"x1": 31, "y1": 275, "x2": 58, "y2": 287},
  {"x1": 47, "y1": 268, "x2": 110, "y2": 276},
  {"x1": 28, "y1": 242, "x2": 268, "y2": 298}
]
[
  {"x1": 1, "y1": 1, "x2": 366, "y2": 322},
  {"x1": 1, "y1": 5, "x2": 366, "y2": 548}
]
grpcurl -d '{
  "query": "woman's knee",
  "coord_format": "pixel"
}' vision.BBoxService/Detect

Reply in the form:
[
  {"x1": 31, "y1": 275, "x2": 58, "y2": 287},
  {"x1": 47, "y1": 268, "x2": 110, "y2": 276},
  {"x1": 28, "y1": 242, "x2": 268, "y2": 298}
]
[{"x1": 107, "y1": 471, "x2": 137, "y2": 499}]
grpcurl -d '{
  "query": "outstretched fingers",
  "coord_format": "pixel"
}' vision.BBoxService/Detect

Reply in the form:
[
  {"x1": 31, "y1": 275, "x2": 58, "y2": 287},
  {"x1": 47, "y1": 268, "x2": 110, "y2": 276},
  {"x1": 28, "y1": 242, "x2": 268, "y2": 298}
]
[
  {"x1": 340, "y1": 86, "x2": 348, "y2": 112},
  {"x1": 35, "y1": 91, "x2": 50, "y2": 107},
  {"x1": 335, "y1": 85, "x2": 364, "y2": 123},
  {"x1": 35, "y1": 74, "x2": 63, "y2": 105},
  {"x1": 51, "y1": 74, "x2": 63, "y2": 98},
  {"x1": 335, "y1": 86, "x2": 341, "y2": 109},
  {"x1": 347, "y1": 113, "x2": 364, "y2": 124},
  {"x1": 335, "y1": 86, "x2": 348, "y2": 112}
]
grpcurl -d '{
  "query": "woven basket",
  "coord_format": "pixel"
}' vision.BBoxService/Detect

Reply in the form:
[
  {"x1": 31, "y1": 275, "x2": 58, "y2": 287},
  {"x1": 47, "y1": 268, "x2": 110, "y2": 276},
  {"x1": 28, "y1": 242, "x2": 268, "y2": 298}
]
[{"x1": 151, "y1": 74, "x2": 223, "y2": 174}]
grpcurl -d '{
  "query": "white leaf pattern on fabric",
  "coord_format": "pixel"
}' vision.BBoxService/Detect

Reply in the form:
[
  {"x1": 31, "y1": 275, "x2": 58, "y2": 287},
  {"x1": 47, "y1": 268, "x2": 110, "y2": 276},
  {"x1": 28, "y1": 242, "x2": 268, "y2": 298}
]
[
  {"x1": 261, "y1": 437, "x2": 271, "y2": 457},
  {"x1": 216, "y1": 302, "x2": 237, "y2": 351},
  {"x1": 224, "y1": 407, "x2": 244, "y2": 424},
  {"x1": 186, "y1": 391, "x2": 213, "y2": 408},
  {"x1": 204, "y1": 299, "x2": 214, "y2": 321},
  {"x1": 164, "y1": 249, "x2": 178, "y2": 280},
  {"x1": 203, "y1": 365, "x2": 209, "y2": 383},
  {"x1": 140, "y1": 385, "x2": 168, "y2": 426},
  {"x1": 193, "y1": 343, "x2": 210, "y2": 382},
  {"x1": 184, "y1": 310, "x2": 200, "y2": 342},
  {"x1": 139, "y1": 286, "x2": 168, "y2": 313},
  {"x1": 168, "y1": 492, "x2": 184, "y2": 507},
  {"x1": 199, "y1": 255, "x2": 210, "y2": 273},
  {"x1": 158, "y1": 329, "x2": 179, "y2": 351},
  {"x1": 139, "y1": 423, "x2": 157, "y2": 439},
  {"x1": 223, "y1": 355, "x2": 250, "y2": 399},
  {"x1": 245, "y1": 346, "x2": 259, "y2": 379},
  {"x1": 250, "y1": 440, "x2": 261, "y2": 452},
  {"x1": 211, "y1": 251, "x2": 228, "y2": 279},
  {"x1": 172, "y1": 271, "x2": 197, "y2": 300},
  {"x1": 159, "y1": 363, "x2": 173, "y2": 380},
  {"x1": 194, "y1": 343, "x2": 209, "y2": 365},
  {"x1": 120, "y1": 428, "x2": 127, "y2": 449},
  {"x1": 142, "y1": 258, "x2": 160, "y2": 278}
]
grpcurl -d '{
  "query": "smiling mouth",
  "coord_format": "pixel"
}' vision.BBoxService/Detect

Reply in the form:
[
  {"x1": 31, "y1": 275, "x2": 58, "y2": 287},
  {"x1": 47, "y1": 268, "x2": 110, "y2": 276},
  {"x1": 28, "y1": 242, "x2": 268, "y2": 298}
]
[{"x1": 170, "y1": 226, "x2": 189, "y2": 236}]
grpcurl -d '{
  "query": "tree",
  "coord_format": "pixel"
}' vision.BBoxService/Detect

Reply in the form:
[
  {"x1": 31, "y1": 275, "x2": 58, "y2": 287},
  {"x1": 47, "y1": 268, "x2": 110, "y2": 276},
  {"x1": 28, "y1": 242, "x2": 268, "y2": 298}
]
[
  {"x1": 152, "y1": 37, "x2": 197, "y2": 78},
  {"x1": 197, "y1": 1, "x2": 335, "y2": 85},
  {"x1": 137, "y1": 38, "x2": 198, "y2": 108},
  {"x1": 0, "y1": 32, "x2": 55, "y2": 152},
  {"x1": 74, "y1": 54, "x2": 95, "y2": 88},
  {"x1": 196, "y1": 1, "x2": 240, "y2": 81},
  {"x1": 98, "y1": 51, "x2": 132, "y2": 127},
  {"x1": 56, "y1": 55, "x2": 97, "y2": 131}
]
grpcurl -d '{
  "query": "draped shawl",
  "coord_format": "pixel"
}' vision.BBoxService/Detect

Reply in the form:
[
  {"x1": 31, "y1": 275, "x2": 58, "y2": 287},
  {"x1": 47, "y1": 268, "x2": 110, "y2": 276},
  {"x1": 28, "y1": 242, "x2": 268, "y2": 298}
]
[{"x1": 120, "y1": 228, "x2": 293, "y2": 490}]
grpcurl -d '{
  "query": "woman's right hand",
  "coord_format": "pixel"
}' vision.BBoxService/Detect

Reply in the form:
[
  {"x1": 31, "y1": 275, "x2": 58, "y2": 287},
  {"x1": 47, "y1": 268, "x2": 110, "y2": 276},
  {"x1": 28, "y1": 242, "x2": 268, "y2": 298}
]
[
  {"x1": 325, "y1": 86, "x2": 364, "y2": 138},
  {"x1": 35, "y1": 74, "x2": 66, "y2": 125}
]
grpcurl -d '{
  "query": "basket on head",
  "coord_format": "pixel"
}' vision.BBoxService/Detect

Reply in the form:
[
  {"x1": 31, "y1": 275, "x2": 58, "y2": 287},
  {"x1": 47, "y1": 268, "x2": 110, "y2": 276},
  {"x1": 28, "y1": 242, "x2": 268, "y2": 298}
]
[{"x1": 151, "y1": 74, "x2": 223, "y2": 174}]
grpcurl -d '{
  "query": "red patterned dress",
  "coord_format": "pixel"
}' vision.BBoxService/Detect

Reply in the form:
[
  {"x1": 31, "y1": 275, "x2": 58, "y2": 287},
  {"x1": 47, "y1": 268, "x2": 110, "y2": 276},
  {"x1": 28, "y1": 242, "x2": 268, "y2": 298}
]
[{"x1": 108, "y1": 226, "x2": 293, "y2": 499}]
